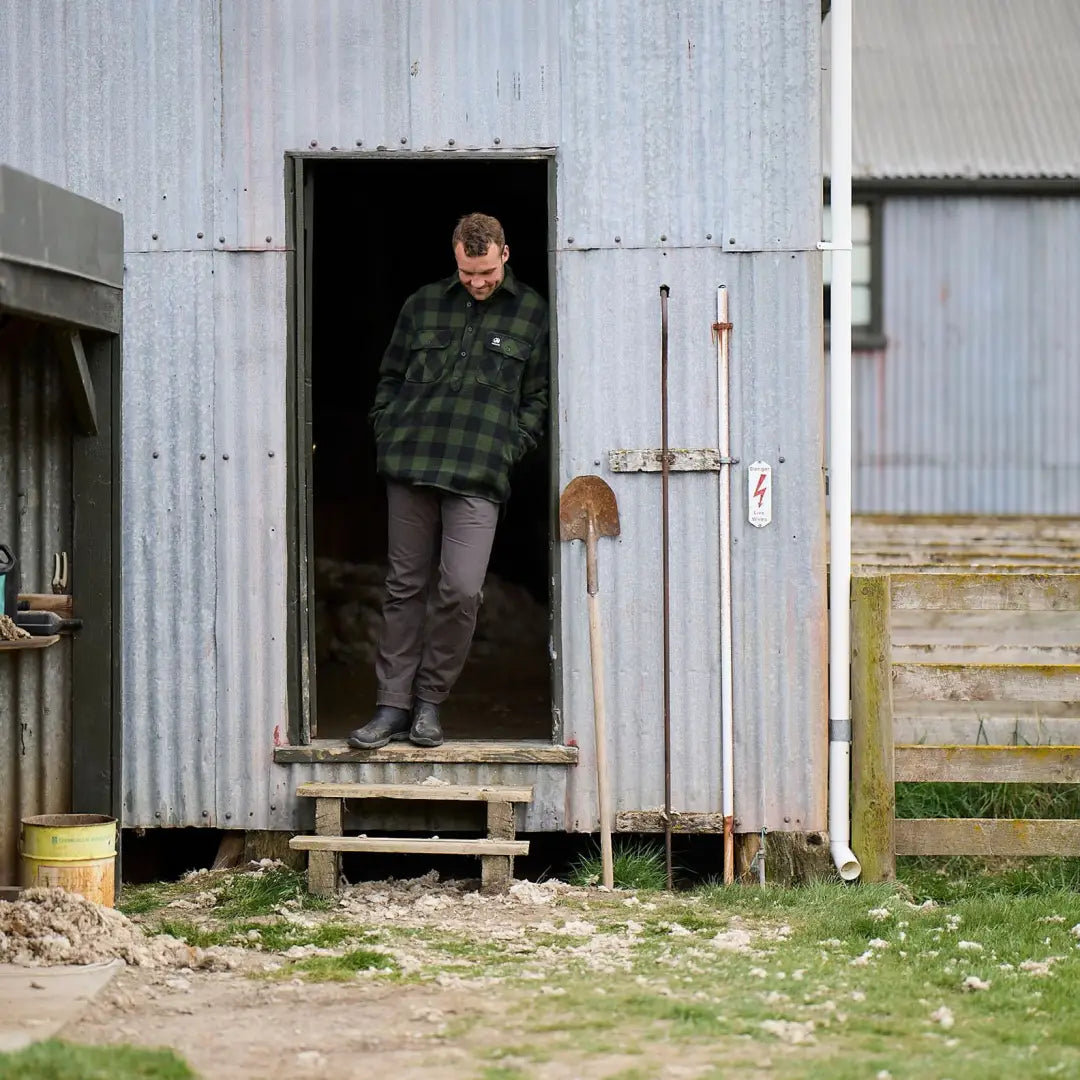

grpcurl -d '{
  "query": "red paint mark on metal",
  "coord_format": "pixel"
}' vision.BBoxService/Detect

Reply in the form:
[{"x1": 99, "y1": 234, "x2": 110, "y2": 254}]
[
  {"x1": 273, "y1": 724, "x2": 283, "y2": 747},
  {"x1": 566, "y1": 738, "x2": 578, "y2": 747},
  {"x1": 753, "y1": 471, "x2": 768, "y2": 508}
]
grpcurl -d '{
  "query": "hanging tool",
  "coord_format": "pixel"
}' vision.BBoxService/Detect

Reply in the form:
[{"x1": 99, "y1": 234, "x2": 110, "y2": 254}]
[
  {"x1": 51, "y1": 551, "x2": 69, "y2": 595},
  {"x1": 659, "y1": 285, "x2": 674, "y2": 890},
  {"x1": 559, "y1": 474, "x2": 621, "y2": 891}
]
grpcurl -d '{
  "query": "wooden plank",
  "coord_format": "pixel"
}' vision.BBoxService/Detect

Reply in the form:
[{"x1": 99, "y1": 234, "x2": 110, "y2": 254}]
[
  {"x1": 308, "y1": 798, "x2": 344, "y2": 897},
  {"x1": 893, "y1": 663, "x2": 1080, "y2": 702},
  {"x1": 275, "y1": 739, "x2": 579, "y2": 765},
  {"x1": 608, "y1": 448, "x2": 726, "y2": 473},
  {"x1": 56, "y1": 328, "x2": 98, "y2": 435},
  {"x1": 17, "y1": 594, "x2": 74, "y2": 618},
  {"x1": 890, "y1": 574, "x2": 1080, "y2": 612},
  {"x1": 892, "y1": 609, "x2": 1080, "y2": 646},
  {"x1": 893, "y1": 645, "x2": 1080, "y2": 665},
  {"x1": 895, "y1": 716, "x2": 1080, "y2": 748},
  {"x1": 895, "y1": 745, "x2": 1080, "y2": 784},
  {"x1": 482, "y1": 802, "x2": 516, "y2": 893},
  {"x1": 895, "y1": 818, "x2": 1080, "y2": 857},
  {"x1": 860, "y1": 564, "x2": 1080, "y2": 577},
  {"x1": 289, "y1": 836, "x2": 529, "y2": 856},
  {"x1": 296, "y1": 782, "x2": 533, "y2": 803},
  {"x1": 615, "y1": 811, "x2": 727, "y2": 834},
  {"x1": 850, "y1": 576, "x2": 895, "y2": 882},
  {"x1": 0, "y1": 634, "x2": 60, "y2": 651}
]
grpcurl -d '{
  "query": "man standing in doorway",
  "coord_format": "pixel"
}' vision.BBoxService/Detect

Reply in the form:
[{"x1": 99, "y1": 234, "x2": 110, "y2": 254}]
[{"x1": 348, "y1": 213, "x2": 549, "y2": 749}]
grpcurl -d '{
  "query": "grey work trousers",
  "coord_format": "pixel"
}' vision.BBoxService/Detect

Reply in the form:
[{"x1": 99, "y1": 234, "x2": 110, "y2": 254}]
[{"x1": 375, "y1": 481, "x2": 500, "y2": 709}]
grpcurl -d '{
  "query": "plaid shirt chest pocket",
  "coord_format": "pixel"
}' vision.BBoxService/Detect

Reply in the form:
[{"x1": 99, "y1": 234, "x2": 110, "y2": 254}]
[
  {"x1": 476, "y1": 331, "x2": 531, "y2": 394},
  {"x1": 405, "y1": 329, "x2": 452, "y2": 383}
]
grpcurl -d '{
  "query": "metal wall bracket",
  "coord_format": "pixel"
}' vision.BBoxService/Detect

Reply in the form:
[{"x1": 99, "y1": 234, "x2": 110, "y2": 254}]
[{"x1": 608, "y1": 448, "x2": 740, "y2": 473}]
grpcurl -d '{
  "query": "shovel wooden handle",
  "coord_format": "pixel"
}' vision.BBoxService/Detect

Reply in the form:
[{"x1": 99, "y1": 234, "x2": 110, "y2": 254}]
[{"x1": 586, "y1": 523, "x2": 614, "y2": 891}]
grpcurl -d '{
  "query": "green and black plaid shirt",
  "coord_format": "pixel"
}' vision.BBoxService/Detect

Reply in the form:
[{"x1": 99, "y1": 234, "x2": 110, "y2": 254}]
[{"x1": 370, "y1": 266, "x2": 549, "y2": 503}]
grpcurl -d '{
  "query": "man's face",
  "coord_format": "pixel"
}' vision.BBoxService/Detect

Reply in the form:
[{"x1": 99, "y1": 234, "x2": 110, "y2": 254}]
[{"x1": 455, "y1": 241, "x2": 509, "y2": 301}]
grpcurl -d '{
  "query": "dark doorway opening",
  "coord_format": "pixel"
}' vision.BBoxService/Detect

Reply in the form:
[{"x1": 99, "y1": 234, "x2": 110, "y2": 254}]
[{"x1": 307, "y1": 156, "x2": 553, "y2": 741}]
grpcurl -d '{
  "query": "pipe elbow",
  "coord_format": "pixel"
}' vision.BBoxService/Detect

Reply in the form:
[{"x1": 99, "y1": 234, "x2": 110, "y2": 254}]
[{"x1": 830, "y1": 843, "x2": 861, "y2": 882}]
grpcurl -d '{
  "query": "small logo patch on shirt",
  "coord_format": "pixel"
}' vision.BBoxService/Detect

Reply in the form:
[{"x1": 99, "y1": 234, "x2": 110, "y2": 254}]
[{"x1": 491, "y1": 336, "x2": 502, "y2": 346}]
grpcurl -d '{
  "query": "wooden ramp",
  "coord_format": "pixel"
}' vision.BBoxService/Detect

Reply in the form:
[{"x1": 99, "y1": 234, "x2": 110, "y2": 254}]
[{"x1": 290, "y1": 782, "x2": 533, "y2": 896}]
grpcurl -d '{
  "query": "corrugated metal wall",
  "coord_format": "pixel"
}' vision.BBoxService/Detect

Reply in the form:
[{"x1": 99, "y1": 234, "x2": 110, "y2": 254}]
[
  {"x1": 854, "y1": 196, "x2": 1080, "y2": 514},
  {"x1": 0, "y1": 336, "x2": 73, "y2": 884},
  {"x1": 1, "y1": 0, "x2": 825, "y2": 835}
]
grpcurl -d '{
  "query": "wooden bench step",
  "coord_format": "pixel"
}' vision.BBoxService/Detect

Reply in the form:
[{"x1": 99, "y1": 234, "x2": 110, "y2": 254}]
[
  {"x1": 296, "y1": 782, "x2": 533, "y2": 803},
  {"x1": 290, "y1": 835, "x2": 529, "y2": 856}
]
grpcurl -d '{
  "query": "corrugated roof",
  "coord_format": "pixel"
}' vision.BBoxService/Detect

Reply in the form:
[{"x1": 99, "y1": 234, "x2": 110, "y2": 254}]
[{"x1": 825, "y1": 0, "x2": 1080, "y2": 180}]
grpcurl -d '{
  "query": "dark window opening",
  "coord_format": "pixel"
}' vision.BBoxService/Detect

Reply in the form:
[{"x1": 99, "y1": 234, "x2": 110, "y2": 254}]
[{"x1": 308, "y1": 157, "x2": 553, "y2": 741}]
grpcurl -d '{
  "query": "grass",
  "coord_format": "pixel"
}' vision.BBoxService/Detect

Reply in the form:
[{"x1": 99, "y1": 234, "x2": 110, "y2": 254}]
[
  {"x1": 568, "y1": 839, "x2": 668, "y2": 890},
  {"x1": 271, "y1": 947, "x2": 396, "y2": 982},
  {"x1": 119, "y1": 865, "x2": 333, "y2": 919},
  {"x1": 150, "y1": 917, "x2": 371, "y2": 952},
  {"x1": 897, "y1": 781, "x2": 1080, "y2": 820},
  {"x1": 0, "y1": 1041, "x2": 193, "y2": 1079}
]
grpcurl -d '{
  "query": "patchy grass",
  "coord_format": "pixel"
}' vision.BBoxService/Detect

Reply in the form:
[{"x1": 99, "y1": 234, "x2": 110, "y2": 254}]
[
  {"x1": 568, "y1": 840, "x2": 668, "y2": 890},
  {"x1": 149, "y1": 916, "x2": 373, "y2": 952},
  {"x1": 270, "y1": 947, "x2": 397, "y2": 982},
  {"x1": 213, "y1": 865, "x2": 333, "y2": 917},
  {"x1": 0, "y1": 1041, "x2": 193, "y2": 1079},
  {"x1": 897, "y1": 780, "x2": 1080, "y2": 820}
]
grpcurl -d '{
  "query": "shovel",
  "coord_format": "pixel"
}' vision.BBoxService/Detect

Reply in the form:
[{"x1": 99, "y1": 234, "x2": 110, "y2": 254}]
[{"x1": 559, "y1": 475, "x2": 620, "y2": 891}]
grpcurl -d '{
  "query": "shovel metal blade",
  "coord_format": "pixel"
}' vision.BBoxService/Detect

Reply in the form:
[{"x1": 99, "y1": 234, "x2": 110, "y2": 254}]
[{"x1": 558, "y1": 475, "x2": 621, "y2": 542}]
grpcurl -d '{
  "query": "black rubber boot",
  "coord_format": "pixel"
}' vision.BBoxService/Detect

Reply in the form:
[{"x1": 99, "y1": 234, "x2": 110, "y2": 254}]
[
  {"x1": 410, "y1": 700, "x2": 444, "y2": 747},
  {"x1": 347, "y1": 706, "x2": 412, "y2": 749}
]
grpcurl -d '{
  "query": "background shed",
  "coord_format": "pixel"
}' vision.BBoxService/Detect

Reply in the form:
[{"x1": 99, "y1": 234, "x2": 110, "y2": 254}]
[{"x1": 826, "y1": 0, "x2": 1080, "y2": 514}]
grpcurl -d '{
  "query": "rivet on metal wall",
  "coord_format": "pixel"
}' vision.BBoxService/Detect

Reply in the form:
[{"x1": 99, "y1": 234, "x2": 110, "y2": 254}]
[
  {"x1": 784, "y1": 816, "x2": 791, "y2": 823},
  {"x1": 660, "y1": 234, "x2": 667, "y2": 242},
  {"x1": 218, "y1": 236, "x2": 225, "y2": 244},
  {"x1": 493, "y1": 137, "x2": 501, "y2": 145},
  {"x1": 355, "y1": 139, "x2": 363, "y2": 147},
  {"x1": 268, "y1": 450, "x2": 275, "y2": 458},
  {"x1": 202, "y1": 810, "x2": 209, "y2": 817},
  {"x1": 225, "y1": 812, "x2": 232, "y2": 820},
  {"x1": 448, "y1": 139, "x2": 455, "y2": 146},
  {"x1": 152, "y1": 451, "x2": 159, "y2": 459},
  {"x1": 778, "y1": 456, "x2": 786, "y2": 464},
  {"x1": 154, "y1": 811, "x2": 160, "y2": 818},
  {"x1": 310, "y1": 140, "x2": 318, "y2": 148},
  {"x1": 151, "y1": 233, "x2": 158, "y2": 240},
  {"x1": 728, "y1": 238, "x2": 736, "y2": 245},
  {"x1": 706, "y1": 233, "x2": 713, "y2": 240},
  {"x1": 615, "y1": 236, "x2": 621, "y2": 243},
  {"x1": 567, "y1": 237, "x2": 574, "y2": 244},
  {"x1": 330, "y1": 146, "x2": 338, "y2": 152},
  {"x1": 266, "y1": 236, "x2": 272, "y2": 244},
  {"x1": 197, "y1": 232, "x2": 204, "y2": 239},
  {"x1": 222, "y1": 453, "x2": 229, "y2": 461},
  {"x1": 400, "y1": 137, "x2": 408, "y2": 145},
  {"x1": 200, "y1": 453, "x2": 206, "y2": 461}
]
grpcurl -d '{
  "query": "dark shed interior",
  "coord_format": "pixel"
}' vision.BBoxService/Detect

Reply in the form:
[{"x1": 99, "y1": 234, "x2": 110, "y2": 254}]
[{"x1": 307, "y1": 157, "x2": 553, "y2": 741}]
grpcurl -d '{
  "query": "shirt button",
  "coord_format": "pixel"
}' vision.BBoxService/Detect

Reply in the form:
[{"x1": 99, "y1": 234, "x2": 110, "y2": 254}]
[
  {"x1": 466, "y1": 300, "x2": 473, "y2": 308},
  {"x1": 460, "y1": 351, "x2": 467, "y2": 357},
  {"x1": 466, "y1": 325, "x2": 473, "y2": 332}
]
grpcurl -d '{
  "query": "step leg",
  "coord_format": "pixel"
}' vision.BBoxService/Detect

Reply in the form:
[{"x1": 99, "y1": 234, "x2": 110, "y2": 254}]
[
  {"x1": 308, "y1": 797, "x2": 343, "y2": 897},
  {"x1": 481, "y1": 801, "x2": 515, "y2": 894}
]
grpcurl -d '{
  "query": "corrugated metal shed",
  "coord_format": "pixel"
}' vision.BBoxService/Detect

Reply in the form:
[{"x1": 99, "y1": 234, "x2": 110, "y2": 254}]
[
  {"x1": 2, "y1": 0, "x2": 825, "y2": 835},
  {"x1": 824, "y1": 0, "x2": 1080, "y2": 180},
  {"x1": 853, "y1": 196, "x2": 1080, "y2": 514},
  {"x1": 0, "y1": 343, "x2": 72, "y2": 882}
]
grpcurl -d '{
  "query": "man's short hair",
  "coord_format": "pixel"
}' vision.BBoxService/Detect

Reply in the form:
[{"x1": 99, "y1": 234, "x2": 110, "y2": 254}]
[{"x1": 452, "y1": 213, "x2": 506, "y2": 257}]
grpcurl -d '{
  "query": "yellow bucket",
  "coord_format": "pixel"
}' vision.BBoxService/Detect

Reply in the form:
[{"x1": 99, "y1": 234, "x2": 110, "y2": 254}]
[{"x1": 20, "y1": 814, "x2": 117, "y2": 908}]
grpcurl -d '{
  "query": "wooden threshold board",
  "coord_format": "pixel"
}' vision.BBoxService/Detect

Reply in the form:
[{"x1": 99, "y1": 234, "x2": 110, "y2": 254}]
[
  {"x1": 290, "y1": 836, "x2": 529, "y2": 856},
  {"x1": 297, "y1": 782, "x2": 533, "y2": 802},
  {"x1": 275, "y1": 739, "x2": 578, "y2": 765}
]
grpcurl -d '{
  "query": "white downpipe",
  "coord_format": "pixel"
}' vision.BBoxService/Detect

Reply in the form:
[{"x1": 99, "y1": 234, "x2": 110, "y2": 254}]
[
  {"x1": 717, "y1": 286, "x2": 735, "y2": 883},
  {"x1": 828, "y1": 0, "x2": 861, "y2": 882}
]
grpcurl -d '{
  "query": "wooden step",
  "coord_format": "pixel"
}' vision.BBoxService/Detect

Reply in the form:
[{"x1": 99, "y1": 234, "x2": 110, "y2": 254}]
[
  {"x1": 296, "y1": 782, "x2": 532, "y2": 803},
  {"x1": 289, "y1": 835, "x2": 529, "y2": 856}
]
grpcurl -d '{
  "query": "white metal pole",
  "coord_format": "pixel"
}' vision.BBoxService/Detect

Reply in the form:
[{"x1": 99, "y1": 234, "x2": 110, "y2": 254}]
[
  {"x1": 717, "y1": 286, "x2": 735, "y2": 883},
  {"x1": 828, "y1": 0, "x2": 861, "y2": 881}
]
